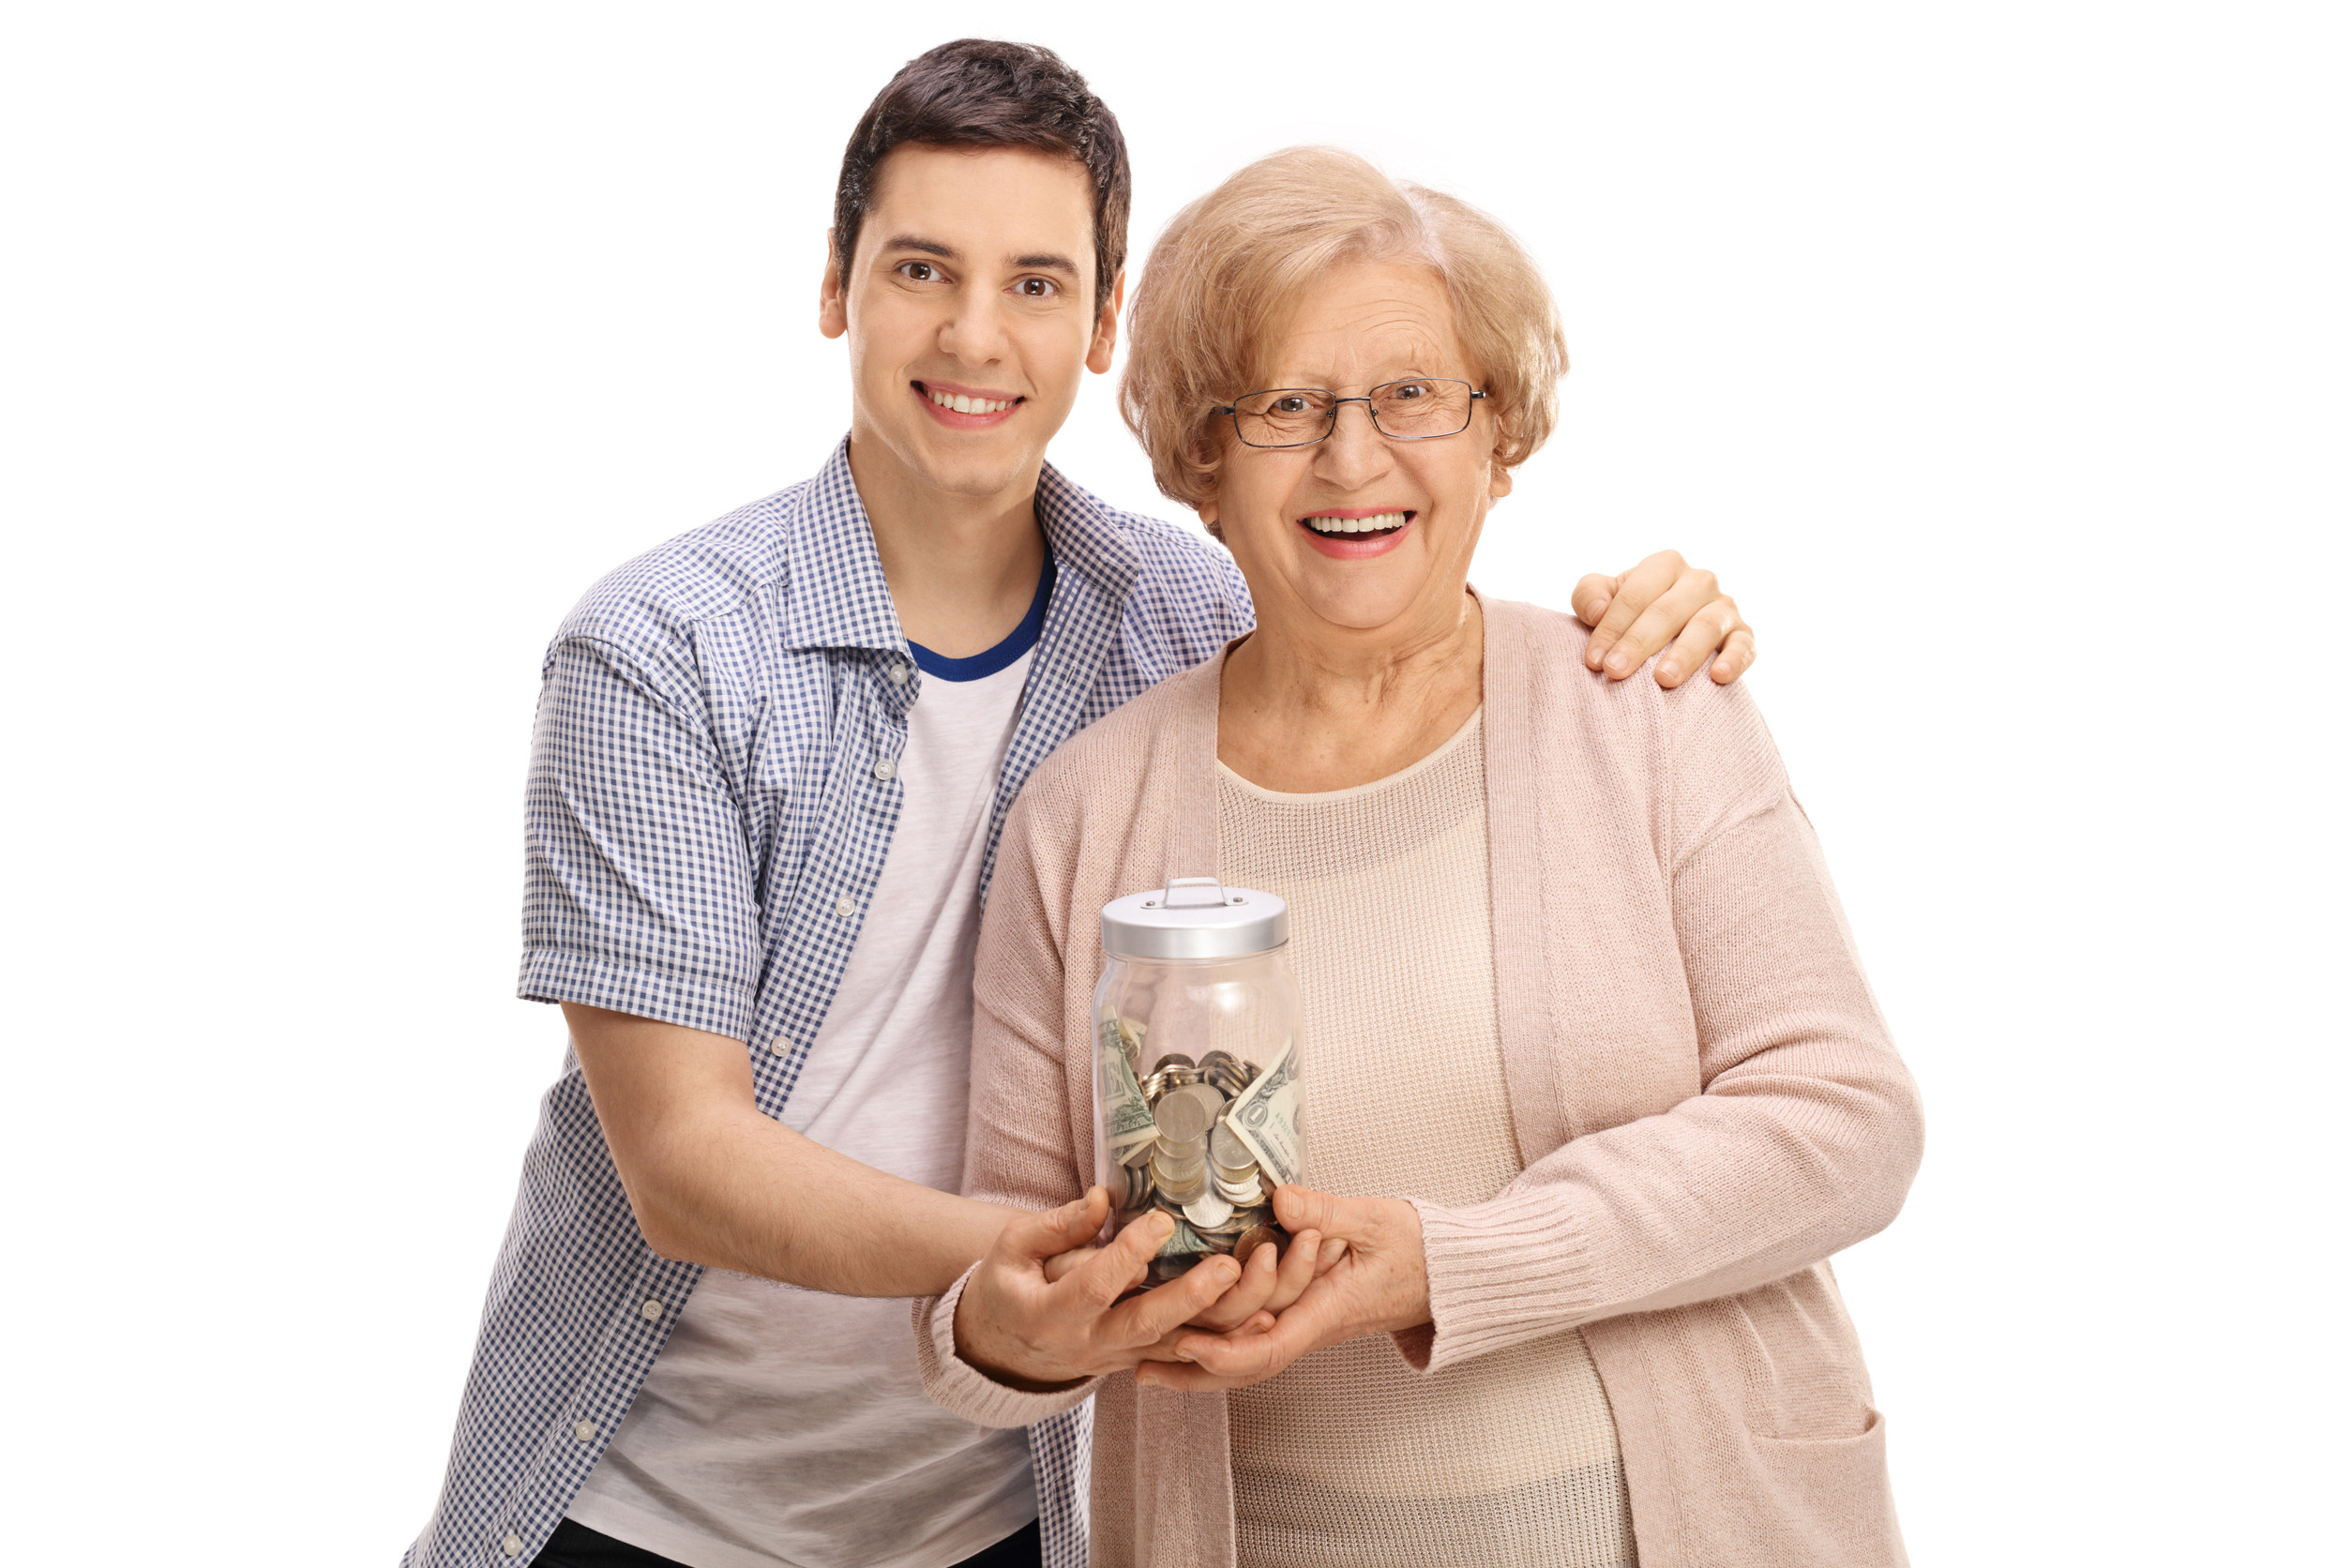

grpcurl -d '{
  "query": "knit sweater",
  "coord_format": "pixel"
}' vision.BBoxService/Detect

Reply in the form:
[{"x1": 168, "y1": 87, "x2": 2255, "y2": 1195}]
[
  {"x1": 916, "y1": 597, "x2": 1924, "y2": 1568},
  {"x1": 1218, "y1": 710, "x2": 1636, "y2": 1568}
]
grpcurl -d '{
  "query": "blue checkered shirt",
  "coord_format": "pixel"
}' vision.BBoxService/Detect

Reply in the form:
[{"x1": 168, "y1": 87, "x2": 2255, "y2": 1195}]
[{"x1": 407, "y1": 441, "x2": 1254, "y2": 1568}]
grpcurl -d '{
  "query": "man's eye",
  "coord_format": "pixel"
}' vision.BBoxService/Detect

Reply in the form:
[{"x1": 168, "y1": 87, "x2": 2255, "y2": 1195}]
[
  {"x1": 1015, "y1": 277, "x2": 1059, "y2": 297},
  {"x1": 898, "y1": 262, "x2": 939, "y2": 281}
]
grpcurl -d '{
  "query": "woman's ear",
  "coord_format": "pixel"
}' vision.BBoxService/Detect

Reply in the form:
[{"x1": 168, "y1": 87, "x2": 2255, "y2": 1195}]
[{"x1": 1199, "y1": 503, "x2": 1224, "y2": 543}]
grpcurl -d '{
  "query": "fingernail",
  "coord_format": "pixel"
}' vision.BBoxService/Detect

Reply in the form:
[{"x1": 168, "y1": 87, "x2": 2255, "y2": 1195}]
[
  {"x1": 1152, "y1": 1214, "x2": 1173, "y2": 1239},
  {"x1": 1606, "y1": 651, "x2": 1630, "y2": 673},
  {"x1": 1657, "y1": 660, "x2": 1681, "y2": 682},
  {"x1": 1136, "y1": 1367, "x2": 1157, "y2": 1387}
]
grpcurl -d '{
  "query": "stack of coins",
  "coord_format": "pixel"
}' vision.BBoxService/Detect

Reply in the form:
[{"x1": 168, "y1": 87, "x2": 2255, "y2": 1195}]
[{"x1": 1105, "y1": 1027, "x2": 1288, "y2": 1277}]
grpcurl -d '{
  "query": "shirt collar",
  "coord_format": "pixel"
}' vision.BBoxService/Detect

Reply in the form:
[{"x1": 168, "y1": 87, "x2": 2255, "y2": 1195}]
[{"x1": 783, "y1": 436, "x2": 1142, "y2": 653}]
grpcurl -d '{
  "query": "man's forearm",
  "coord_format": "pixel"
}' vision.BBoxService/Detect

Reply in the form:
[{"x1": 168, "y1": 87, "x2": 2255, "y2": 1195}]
[
  {"x1": 564, "y1": 1002, "x2": 1012, "y2": 1298},
  {"x1": 628, "y1": 1103, "x2": 1012, "y2": 1297}
]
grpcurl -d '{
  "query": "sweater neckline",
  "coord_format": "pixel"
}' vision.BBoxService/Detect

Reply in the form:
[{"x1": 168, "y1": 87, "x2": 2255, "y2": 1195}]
[{"x1": 1215, "y1": 704, "x2": 1484, "y2": 805}]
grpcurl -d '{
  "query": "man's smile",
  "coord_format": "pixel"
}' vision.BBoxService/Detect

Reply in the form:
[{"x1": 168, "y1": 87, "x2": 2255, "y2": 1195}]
[{"x1": 914, "y1": 379, "x2": 1025, "y2": 430}]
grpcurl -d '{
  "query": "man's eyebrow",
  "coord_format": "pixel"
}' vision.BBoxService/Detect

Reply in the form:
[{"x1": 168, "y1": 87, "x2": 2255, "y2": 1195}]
[
  {"x1": 1011, "y1": 252, "x2": 1081, "y2": 275},
  {"x1": 877, "y1": 234, "x2": 959, "y2": 261}
]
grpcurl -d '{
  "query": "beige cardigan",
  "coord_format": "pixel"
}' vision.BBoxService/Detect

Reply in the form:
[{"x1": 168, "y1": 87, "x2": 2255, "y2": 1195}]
[{"x1": 918, "y1": 598, "x2": 1925, "y2": 1567}]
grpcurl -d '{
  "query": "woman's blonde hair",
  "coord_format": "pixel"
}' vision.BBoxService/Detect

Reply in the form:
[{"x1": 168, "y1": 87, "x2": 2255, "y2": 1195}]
[{"x1": 1119, "y1": 146, "x2": 1569, "y2": 512}]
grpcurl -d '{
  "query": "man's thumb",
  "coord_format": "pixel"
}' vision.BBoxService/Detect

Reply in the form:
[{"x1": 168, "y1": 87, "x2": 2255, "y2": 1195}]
[{"x1": 1008, "y1": 1188, "x2": 1108, "y2": 1259}]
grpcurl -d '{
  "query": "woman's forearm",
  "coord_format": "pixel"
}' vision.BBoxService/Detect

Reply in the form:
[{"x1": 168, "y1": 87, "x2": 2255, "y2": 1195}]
[{"x1": 1409, "y1": 794, "x2": 1923, "y2": 1371}]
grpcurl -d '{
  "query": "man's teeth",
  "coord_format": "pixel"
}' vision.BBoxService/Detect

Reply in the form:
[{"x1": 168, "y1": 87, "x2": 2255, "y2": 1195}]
[
  {"x1": 927, "y1": 387, "x2": 1018, "y2": 415},
  {"x1": 1303, "y1": 511, "x2": 1410, "y2": 535}
]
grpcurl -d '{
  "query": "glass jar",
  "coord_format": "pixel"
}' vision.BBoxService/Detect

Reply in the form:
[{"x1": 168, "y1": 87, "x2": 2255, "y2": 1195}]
[{"x1": 1093, "y1": 877, "x2": 1302, "y2": 1282}]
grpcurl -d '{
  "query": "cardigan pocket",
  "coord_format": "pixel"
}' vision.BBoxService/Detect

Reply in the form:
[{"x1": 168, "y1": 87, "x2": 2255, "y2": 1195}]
[
  {"x1": 1748, "y1": 1410, "x2": 1906, "y2": 1567},
  {"x1": 1726, "y1": 1265, "x2": 1877, "y2": 1440}
]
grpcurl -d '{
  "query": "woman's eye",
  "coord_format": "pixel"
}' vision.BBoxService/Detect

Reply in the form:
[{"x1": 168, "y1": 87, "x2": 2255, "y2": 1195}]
[
  {"x1": 1390, "y1": 382, "x2": 1428, "y2": 401},
  {"x1": 1274, "y1": 397, "x2": 1308, "y2": 415}
]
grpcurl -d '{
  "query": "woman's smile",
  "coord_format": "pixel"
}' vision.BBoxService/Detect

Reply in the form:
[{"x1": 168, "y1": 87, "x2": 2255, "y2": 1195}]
[{"x1": 1295, "y1": 507, "x2": 1417, "y2": 559}]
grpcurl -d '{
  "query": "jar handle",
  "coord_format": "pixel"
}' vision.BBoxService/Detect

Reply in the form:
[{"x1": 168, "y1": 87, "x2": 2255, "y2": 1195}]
[{"x1": 1154, "y1": 875, "x2": 1239, "y2": 910}]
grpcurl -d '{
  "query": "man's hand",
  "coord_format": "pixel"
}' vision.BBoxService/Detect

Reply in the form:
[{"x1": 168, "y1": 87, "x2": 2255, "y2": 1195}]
[
  {"x1": 953, "y1": 1188, "x2": 1246, "y2": 1389},
  {"x1": 1575, "y1": 550, "x2": 1755, "y2": 687},
  {"x1": 1135, "y1": 1186, "x2": 1430, "y2": 1394}
]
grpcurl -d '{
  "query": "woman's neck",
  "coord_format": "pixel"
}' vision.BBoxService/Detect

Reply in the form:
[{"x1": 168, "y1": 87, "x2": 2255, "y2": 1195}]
[{"x1": 1217, "y1": 591, "x2": 1484, "y2": 792}]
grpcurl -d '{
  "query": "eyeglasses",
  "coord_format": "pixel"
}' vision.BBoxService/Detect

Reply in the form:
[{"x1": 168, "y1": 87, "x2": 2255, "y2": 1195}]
[{"x1": 1214, "y1": 378, "x2": 1489, "y2": 449}]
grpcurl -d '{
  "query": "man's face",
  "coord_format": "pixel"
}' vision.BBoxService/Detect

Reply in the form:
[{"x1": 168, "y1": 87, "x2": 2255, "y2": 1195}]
[{"x1": 822, "y1": 143, "x2": 1120, "y2": 503}]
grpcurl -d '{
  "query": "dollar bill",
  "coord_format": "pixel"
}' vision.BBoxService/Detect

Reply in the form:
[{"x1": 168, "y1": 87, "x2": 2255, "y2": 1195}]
[
  {"x1": 1155, "y1": 1216, "x2": 1211, "y2": 1258},
  {"x1": 1226, "y1": 1036, "x2": 1301, "y2": 1187},
  {"x1": 1100, "y1": 1012, "x2": 1160, "y2": 1158}
]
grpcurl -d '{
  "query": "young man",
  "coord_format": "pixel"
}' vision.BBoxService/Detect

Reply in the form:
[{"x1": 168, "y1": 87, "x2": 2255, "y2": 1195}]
[{"x1": 407, "y1": 38, "x2": 1754, "y2": 1568}]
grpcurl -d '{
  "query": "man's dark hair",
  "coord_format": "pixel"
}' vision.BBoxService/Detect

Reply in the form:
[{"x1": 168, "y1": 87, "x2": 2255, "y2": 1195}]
[{"x1": 833, "y1": 39, "x2": 1130, "y2": 310}]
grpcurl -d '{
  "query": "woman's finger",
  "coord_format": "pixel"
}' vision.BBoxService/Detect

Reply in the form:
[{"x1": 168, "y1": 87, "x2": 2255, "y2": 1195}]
[
  {"x1": 1583, "y1": 550, "x2": 1686, "y2": 671},
  {"x1": 1259, "y1": 1226, "x2": 1324, "y2": 1314},
  {"x1": 1185, "y1": 1233, "x2": 1285, "y2": 1331},
  {"x1": 1654, "y1": 597, "x2": 1743, "y2": 688}
]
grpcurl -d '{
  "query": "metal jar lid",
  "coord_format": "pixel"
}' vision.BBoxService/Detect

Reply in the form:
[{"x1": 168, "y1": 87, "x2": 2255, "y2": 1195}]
[{"x1": 1101, "y1": 877, "x2": 1289, "y2": 962}]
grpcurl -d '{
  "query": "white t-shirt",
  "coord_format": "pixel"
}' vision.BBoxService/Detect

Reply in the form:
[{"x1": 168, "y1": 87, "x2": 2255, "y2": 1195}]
[{"x1": 568, "y1": 628, "x2": 1043, "y2": 1568}]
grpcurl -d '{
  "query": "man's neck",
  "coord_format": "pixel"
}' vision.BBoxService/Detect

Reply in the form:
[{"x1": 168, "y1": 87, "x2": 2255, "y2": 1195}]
[{"x1": 846, "y1": 434, "x2": 1049, "y2": 659}]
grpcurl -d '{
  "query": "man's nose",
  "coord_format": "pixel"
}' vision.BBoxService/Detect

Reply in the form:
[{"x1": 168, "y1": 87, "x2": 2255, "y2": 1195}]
[{"x1": 939, "y1": 287, "x2": 1012, "y2": 365}]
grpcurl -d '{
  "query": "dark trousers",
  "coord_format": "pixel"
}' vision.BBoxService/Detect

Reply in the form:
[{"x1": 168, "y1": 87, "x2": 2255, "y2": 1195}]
[{"x1": 532, "y1": 1515, "x2": 1045, "y2": 1568}]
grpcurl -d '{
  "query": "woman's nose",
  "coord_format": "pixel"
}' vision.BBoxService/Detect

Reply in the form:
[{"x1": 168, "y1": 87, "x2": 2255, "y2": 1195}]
[{"x1": 1313, "y1": 400, "x2": 1394, "y2": 488}]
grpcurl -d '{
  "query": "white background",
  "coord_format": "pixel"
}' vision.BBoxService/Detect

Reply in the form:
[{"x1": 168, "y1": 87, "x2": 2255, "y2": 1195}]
[{"x1": 4, "y1": 2, "x2": 2344, "y2": 1561}]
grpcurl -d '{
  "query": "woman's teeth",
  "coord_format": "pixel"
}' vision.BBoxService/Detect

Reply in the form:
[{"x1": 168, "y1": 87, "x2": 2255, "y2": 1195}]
[
  {"x1": 927, "y1": 387, "x2": 1018, "y2": 415},
  {"x1": 1303, "y1": 511, "x2": 1409, "y2": 535}
]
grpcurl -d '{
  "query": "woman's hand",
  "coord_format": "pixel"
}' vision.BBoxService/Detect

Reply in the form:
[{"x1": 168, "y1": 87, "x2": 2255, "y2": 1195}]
[
  {"x1": 1575, "y1": 550, "x2": 1754, "y2": 687},
  {"x1": 953, "y1": 1188, "x2": 1243, "y2": 1390},
  {"x1": 1134, "y1": 1186, "x2": 1430, "y2": 1393},
  {"x1": 1183, "y1": 1225, "x2": 1348, "y2": 1333}
]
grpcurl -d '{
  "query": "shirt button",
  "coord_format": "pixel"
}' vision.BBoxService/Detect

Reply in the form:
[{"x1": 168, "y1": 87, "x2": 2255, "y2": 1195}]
[
  {"x1": 871, "y1": 757, "x2": 896, "y2": 781},
  {"x1": 641, "y1": 1298, "x2": 664, "y2": 1320},
  {"x1": 769, "y1": 1037, "x2": 791, "y2": 1056},
  {"x1": 834, "y1": 894, "x2": 857, "y2": 918},
  {"x1": 574, "y1": 1419, "x2": 597, "y2": 1441},
  {"x1": 503, "y1": 1535, "x2": 524, "y2": 1558},
  {"x1": 886, "y1": 663, "x2": 908, "y2": 686}
]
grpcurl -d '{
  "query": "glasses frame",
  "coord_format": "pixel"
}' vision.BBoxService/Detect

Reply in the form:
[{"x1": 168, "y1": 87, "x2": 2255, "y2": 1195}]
[{"x1": 1214, "y1": 378, "x2": 1491, "y2": 449}]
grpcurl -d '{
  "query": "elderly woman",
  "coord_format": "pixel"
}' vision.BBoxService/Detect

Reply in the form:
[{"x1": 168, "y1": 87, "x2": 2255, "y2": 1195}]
[{"x1": 919, "y1": 147, "x2": 1923, "y2": 1568}]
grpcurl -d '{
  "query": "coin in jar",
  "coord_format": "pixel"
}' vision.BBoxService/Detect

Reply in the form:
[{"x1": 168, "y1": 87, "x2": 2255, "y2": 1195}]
[
  {"x1": 1181, "y1": 1192, "x2": 1233, "y2": 1230},
  {"x1": 1232, "y1": 1223, "x2": 1289, "y2": 1268},
  {"x1": 1153, "y1": 1088, "x2": 1215, "y2": 1144}
]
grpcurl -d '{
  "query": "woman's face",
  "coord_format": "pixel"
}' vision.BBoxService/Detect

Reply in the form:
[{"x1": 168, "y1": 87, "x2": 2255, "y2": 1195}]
[{"x1": 1203, "y1": 259, "x2": 1511, "y2": 642}]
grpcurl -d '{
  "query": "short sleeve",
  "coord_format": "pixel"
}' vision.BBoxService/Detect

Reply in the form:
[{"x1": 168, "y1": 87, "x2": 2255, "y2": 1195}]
[{"x1": 518, "y1": 634, "x2": 761, "y2": 1042}]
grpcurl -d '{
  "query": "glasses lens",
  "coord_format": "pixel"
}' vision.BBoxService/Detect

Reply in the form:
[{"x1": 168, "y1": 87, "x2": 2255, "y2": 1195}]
[
  {"x1": 1369, "y1": 379, "x2": 1472, "y2": 438},
  {"x1": 1234, "y1": 389, "x2": 1335, "y2": 447}
]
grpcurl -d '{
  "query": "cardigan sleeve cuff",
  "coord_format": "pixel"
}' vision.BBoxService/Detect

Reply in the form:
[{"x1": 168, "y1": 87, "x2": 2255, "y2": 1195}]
[
  {"x1": 913, "y1": 1262, "x2": 1103, "y2": 1429},
  {"x1": 1406, "y1": 1189, "x2": 1602, "y2": 1374}
]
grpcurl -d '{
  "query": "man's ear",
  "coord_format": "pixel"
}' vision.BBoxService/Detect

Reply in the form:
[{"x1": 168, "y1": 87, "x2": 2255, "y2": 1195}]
[
  {"x1": 1086, "y1": 268, "x2": 1126, "y2": 375},
  {"x1": 819, "y1": 229, "x2": 848, "y2": 340}
]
